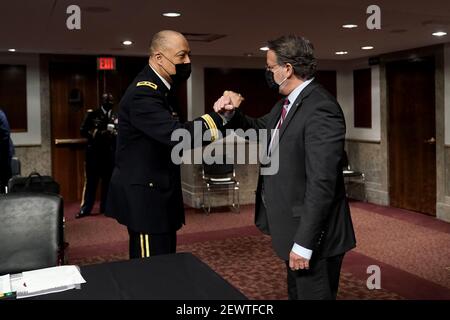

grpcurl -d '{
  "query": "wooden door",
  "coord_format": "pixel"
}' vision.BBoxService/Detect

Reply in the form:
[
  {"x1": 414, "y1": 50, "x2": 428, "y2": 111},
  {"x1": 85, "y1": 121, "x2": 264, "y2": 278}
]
[
  {"x1": 387, "y1": 58, "x2": 436, "y2": 215},
  {"x1": 50, "y1": 58, "x2": 98, "y2": 202}
]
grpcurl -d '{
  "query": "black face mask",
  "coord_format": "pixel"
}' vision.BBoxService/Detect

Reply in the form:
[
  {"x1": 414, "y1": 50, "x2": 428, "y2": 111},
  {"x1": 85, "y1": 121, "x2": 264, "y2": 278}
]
[
  {"x1": 161, "y1": 53, "x2": 191, "y2": 84},
  {"x1": 170, "y1": 63, "x2": 192, "y2": 84},
  {"x1": 102, "y1": 101, "x2": 113, "y2": 110},
  {"x1": 265, "y1": 69, "x2": 288, "y2": 91},
  {"x1": 265, "y1": 70, "x2": 279, "y2": 91}
]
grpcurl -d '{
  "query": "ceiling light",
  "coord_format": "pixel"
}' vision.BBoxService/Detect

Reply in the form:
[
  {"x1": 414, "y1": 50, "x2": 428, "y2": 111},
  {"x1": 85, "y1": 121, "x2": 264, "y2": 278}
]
[
  {"x1": 122, "y1": 40, "x2": 133, "y2": 46},
  {"x1": 342, "y1": 24, "x2": 358, "y2": 29},
  {"x1": 8, "y1": 48, "x2": 16, "y2": 52},
  {"x1": 162, "y1": 12, "x2": 181, "y2": 17},
  {"x1": 259, "y1": 46, "x2": 269, "y2": 51},
  {"x1": 361, "y1": 46, "x2": 374, "y2": 50},
  {"x1": 432, "y1": 31, "x2": 447, "y2": 37},
  {"x1": 335, "y1": 51, "x2": 348, "y2": 55}
]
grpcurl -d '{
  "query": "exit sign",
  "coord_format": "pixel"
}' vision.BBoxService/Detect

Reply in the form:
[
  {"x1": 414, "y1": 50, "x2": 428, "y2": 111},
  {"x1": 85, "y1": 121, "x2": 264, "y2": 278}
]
[{"x1": 97, "y1": 57, "x2": 116, "y2": 70}]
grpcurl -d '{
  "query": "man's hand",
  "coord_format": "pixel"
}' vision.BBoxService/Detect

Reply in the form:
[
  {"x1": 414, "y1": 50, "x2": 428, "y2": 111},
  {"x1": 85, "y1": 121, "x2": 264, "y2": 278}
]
[
  {"x1": 223, "y1": 90, "x2": 244, "y2": 108},
  {"x1": 289, "y1": 250, "x2": 310, "y2": 271},
  {"x1": 213, "y1": 95, "x2": 235, "y2": 113}
]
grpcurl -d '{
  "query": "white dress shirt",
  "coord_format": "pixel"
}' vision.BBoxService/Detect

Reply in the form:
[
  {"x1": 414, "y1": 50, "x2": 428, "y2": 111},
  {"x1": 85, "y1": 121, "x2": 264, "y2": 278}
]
[{"x1": 268, "y1": 79, "x2": 314, "y2": 153}]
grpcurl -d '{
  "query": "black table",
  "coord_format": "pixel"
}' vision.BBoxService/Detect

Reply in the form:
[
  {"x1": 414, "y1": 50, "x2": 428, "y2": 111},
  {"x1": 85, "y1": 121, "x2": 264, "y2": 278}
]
[{"x1": 36, "y1": 253, "x2": 246, "y2": 300}]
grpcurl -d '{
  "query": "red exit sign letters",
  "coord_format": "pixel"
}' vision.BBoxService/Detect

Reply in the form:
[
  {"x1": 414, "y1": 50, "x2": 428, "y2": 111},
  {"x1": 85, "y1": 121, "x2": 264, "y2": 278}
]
[{"x1": 97, "y1": 57, "x2": 116, "y2": 70}]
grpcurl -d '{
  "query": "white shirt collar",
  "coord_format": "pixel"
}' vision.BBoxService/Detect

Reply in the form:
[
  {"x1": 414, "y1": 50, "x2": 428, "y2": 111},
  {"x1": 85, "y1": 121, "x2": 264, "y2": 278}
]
[
  {"x1": 285, "y1": 78, "x2": 314, "y2": 113},
  {"x1": 149, "y1": 64, "x2": 171, "y2": 90}
]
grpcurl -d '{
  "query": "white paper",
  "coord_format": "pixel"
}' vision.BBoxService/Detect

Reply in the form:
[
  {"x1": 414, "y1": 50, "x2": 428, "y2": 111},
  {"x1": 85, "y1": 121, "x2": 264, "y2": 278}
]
[
  {"x1": 0, "y1": 274, "x2": 12, "y2": 294},
  {"x1": 11, "y1": 265, "x2": 86, "y2": 298}
]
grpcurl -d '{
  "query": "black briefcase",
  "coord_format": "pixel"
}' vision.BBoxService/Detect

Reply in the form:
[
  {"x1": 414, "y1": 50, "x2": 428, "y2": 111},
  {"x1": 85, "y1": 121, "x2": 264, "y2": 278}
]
[{"x1": 8, "y1": 172, "x2": 60, "y2": 195}]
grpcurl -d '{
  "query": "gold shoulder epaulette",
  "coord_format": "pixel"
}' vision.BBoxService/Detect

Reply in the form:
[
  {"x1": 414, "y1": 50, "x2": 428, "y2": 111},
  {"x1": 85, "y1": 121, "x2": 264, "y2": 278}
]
[{"x1": 136, "y1": 81, "x2": 158, "y2": 90}]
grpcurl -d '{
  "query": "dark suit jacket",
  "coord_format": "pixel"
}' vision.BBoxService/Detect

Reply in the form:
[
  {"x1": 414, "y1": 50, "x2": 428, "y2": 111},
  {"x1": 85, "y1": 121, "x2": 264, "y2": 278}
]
[
  {"x1": 105, "y1": 65, "x2": 225, "y2": 234},
  {"x1": 0, "y1": 109, "x2": 13, "y2": 190},
  {"x1": 228, "y1": 81, "x2": 356, "y2": 260}
]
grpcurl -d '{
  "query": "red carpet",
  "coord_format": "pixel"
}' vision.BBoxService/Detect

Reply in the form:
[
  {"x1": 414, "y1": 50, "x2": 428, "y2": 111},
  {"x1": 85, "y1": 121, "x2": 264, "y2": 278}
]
[{"x1": 63, "y1": 201, "x2": 450, "y2": 300}]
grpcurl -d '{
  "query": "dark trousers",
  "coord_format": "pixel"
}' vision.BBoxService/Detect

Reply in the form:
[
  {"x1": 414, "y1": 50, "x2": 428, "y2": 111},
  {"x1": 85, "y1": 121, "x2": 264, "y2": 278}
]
[
  {"x1": 80, "y1": 151, "x2": 113, "y2": 214},
  {"x1": 0, "y1": 147, "x2": 11, "y2": 194},
  {"x1": 285, "y1": 253, "x2": 345, "y2": 300},
  {"x1": 127, "y1": 228, "x2": 177, "y2": 259}
]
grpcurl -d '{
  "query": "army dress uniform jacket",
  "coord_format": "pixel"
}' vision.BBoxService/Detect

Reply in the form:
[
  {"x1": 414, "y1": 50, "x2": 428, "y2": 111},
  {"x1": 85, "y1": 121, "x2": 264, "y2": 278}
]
[{"x1": 105, "y1": 65, "x2": 224, "y2": 234}]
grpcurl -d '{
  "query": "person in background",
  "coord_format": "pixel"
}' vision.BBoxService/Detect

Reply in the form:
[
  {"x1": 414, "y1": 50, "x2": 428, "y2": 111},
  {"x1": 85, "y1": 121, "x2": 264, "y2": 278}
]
[
  {"x1": 0, "y1": 108, "x2": 14, "y2": 193},
  {"x1": 76, "y1": 93, "x2": 117, "y2": 218}
]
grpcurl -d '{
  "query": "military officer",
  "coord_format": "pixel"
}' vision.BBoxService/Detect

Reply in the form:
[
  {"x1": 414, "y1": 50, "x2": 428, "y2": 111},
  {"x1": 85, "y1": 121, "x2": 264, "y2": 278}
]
[
  {"x1": 105, "y1": 30, "x2": 227, "y2": 258},
  {"x1": 77, "y1": 93, "x2": 117, "y2": 218}
]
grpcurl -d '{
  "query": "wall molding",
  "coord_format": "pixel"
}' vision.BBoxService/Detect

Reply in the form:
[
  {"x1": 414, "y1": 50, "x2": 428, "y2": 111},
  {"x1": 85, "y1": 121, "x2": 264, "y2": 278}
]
[{"x1": 346, "y1": 138, "x2": 381, "y2": 144}]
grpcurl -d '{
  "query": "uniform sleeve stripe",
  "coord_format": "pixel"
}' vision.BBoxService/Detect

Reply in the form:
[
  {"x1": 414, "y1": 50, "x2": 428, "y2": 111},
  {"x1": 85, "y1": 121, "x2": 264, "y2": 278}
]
[
  {"x1": 203, "y1": 115, "x2": 216, "y2": 131},
  {"x1": 201, "y1": 114, "x2": 218, "y2": 141},
  {"x1": 140, "y1": 234, "x2": 145, "y2": 258},
  {"x1": 201, "y1": 115, "x2": 211, "y2": 130},
  {"x1": 145, "y1": 234, "x2": 150, "y2": 257}
]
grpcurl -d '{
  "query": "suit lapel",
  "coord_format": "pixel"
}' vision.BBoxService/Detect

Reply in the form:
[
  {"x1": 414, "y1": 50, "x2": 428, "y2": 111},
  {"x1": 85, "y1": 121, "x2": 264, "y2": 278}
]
[
  {"x1": 265, "y1": 99, "x2": 285, "y2": 150},
  {"x1": 270, "y1": 81, "x2": 319, "y2": 154},
  {"x1": 279, "y1": 81, "x2": 319, "y2": 140}
]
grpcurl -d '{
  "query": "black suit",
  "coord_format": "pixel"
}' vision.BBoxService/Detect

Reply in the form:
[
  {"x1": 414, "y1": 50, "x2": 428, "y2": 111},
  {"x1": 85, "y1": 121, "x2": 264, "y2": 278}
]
[
  {"x1": 228, "y1": 81, "x2": 356, "y2": 299},
  {"x1": 105, "y1": 65, "x2": 225, "y2": 258}
]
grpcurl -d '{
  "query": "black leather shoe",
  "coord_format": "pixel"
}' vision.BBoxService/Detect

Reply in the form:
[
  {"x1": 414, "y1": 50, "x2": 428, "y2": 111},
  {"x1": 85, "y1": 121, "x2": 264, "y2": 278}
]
[{"x1": 75, "y1": 211, "x2": 91, "y2": 219}]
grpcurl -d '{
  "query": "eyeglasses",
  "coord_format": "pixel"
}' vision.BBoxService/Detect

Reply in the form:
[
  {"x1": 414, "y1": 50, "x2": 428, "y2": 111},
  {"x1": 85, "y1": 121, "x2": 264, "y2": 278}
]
[
  {"x1": 266, "y1": 63, "x2": 284, "y2": 72},
  {"x1": 266, "y1": 64, "x2": 286, "y2": 72}
]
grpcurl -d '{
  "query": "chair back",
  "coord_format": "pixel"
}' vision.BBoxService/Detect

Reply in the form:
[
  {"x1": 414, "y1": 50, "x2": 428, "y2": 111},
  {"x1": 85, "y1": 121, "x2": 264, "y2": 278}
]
[
  {"x1": 0, "y1": 193, "x2": 63, "y2": 275},
  {"x1": 203, "y1": 163, "x2": 234, "y2": 179},
  {"x1": 10, "y1": 156, "x2": 21, "y2": 176}
]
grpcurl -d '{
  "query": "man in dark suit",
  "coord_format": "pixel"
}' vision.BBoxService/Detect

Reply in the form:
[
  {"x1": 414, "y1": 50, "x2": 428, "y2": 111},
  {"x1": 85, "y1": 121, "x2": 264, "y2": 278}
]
[
  {"x1": 215, "y1": 35, "x2": 356, "y2": 300},
  {"x1": 105, "y1": 30, "x2": 226, "y2": 259},
  {"x1": 76, "y1": 93, "x2": 117, "y2": 218}
]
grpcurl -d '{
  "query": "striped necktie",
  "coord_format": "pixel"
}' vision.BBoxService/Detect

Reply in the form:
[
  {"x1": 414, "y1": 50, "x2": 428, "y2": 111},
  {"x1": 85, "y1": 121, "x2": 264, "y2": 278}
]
[{"x1": 277, "y1": 98, "x2": 290, "y2": 129}]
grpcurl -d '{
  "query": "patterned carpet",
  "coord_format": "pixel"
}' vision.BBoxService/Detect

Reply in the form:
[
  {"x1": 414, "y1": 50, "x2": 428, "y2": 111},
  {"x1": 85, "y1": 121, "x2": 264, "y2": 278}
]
[{"x1": 64, "y1": 201, "x2": 450, "y2": 300}]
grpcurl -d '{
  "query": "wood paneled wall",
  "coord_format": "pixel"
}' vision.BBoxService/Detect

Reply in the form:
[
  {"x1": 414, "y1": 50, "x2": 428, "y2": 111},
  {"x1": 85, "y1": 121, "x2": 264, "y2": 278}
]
[
  {"x1": 0, "y1": 64, "x2": 27, "y2": 132},
  {"x1": 353, "y1": 68, "x2": 372, "y2": 128}
]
